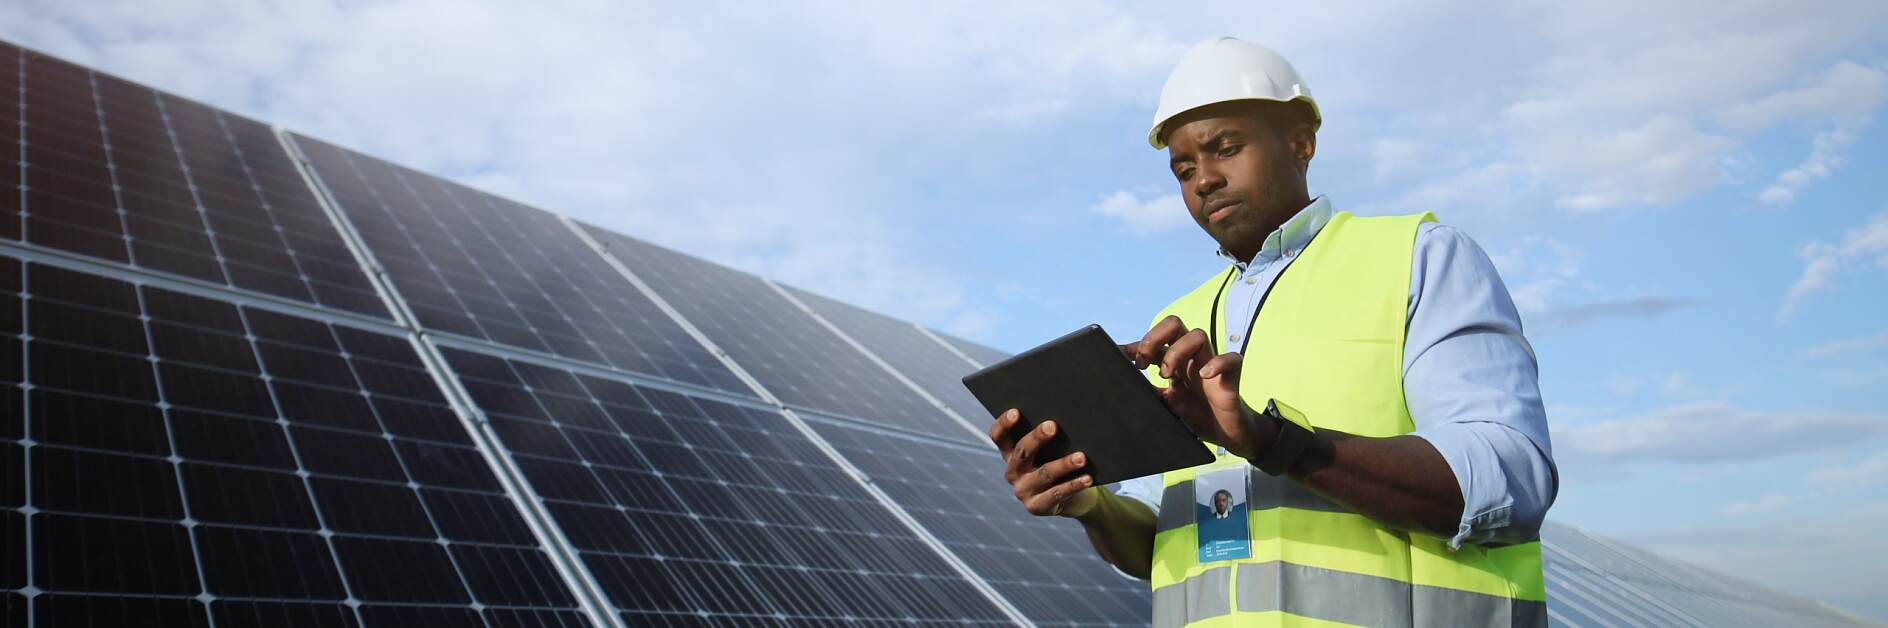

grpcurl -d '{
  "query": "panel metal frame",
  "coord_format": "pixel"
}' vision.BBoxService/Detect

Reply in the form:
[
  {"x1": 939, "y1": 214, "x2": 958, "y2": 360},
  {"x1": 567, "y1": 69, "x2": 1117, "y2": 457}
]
[{"x1": 914, "y1": 321, "x2": 990, "y2": 369}]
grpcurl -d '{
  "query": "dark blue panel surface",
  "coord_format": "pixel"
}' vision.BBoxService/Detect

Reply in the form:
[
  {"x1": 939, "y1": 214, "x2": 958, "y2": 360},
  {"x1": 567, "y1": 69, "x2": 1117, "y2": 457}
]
[
  {"x1": 8, "y1": 42, "x2": 387, "y2": 318},
  {"x1": 290, "y1": 134, "x2": 745, "y2": 396},
  {"x1": 582, "y1": 224, "x2": 972, "y2": 442},
  {"x1": 439, "y1": 346, "x2": 1012, "y2": 626},
  {"x1": 4, "y1": 253, "x2": 589, "y2": 627},
  {"x1": 809, "y1": 420, "x2": 1150, "y2": 627}
]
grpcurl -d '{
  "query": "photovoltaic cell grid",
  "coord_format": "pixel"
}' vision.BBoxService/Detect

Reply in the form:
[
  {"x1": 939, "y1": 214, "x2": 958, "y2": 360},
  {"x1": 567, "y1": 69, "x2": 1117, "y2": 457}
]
[
  {"x1": 6, "y1": 43, "x2": 389, "y2": 318},
  {"x1": 436, "y1": 346, "x2": 1012, "y2": 626},
  {"x1": 1540, "y1": 523, "x2": 1868, "y2": 628},
  {"x1": 779, "y1": 285, "x2": 996, "y2": 441},
  {"x1": 931, "y1": 333, "x2": 1010, "y2": 370},
  {"x1": 808, "y1": 421, "x2": 1151, "y2": 627},
  {"x1": 580, "y1": 223, "x2": 971, "y2": 443},
  {"x1": 287, "y1": 135, "x2": 745, "y2": 396},
  {"x1": 4, "y1": 254, "x2": 589, "y2": 627}
]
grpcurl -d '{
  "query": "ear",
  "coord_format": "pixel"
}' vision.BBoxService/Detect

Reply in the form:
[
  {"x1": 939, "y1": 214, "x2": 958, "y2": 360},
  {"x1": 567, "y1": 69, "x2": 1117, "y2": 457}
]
[{"x1": 1288, "y1": 124, "x2": 1317, "y2": 173}]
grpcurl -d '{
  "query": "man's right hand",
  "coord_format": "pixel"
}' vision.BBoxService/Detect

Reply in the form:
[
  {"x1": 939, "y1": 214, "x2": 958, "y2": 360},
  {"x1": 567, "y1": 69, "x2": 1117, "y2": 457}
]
[{"x1": 988, "y1": 408, "x2": 1096, "y2": 517}]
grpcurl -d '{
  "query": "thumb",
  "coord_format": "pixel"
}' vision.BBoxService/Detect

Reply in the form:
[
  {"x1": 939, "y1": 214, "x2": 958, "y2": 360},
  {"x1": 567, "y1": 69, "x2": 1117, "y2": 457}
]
[{"x1": 1198, "y1": 353, "x2": 1242, "y2": 388}]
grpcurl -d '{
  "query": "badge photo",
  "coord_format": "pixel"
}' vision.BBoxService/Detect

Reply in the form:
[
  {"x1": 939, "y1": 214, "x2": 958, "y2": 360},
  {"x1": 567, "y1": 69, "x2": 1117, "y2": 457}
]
[{"x1": 1194, "y1": 466, "x2": 1252, "y2": 562}]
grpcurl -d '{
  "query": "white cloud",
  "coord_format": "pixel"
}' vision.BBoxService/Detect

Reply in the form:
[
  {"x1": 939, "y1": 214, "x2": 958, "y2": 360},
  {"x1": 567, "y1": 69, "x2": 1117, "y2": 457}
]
[
  {"x1": 1719, "y1": 60, "x2": 1888, "y2": 132},
  {"x1": 1556, "y1": 401, "x2": 1888, "y2": 465},
  {"x1": 1782, "y1": 212, "x2": 1888, "y2": 319},
  {"x1": 1807, "y1": 453, "x2": 1888, "y2": 488},
  {"x1": 1805, "y1": 328, "x2": 1888, "y2": 358},
  {"x1": 1719, "y1": 493, "x2": 1792, "y2": 516},
  {"x1": 1089, "y1": 189, "x2": 1190, "y2": 234},
  {"x1": 1528, "y1": 116, "x2": 1737, "y2": 211},
  {"x1": 1759, "y1": 129, "x2": 1855, "y2": 205},
  {"x1": 1428, "y1": 1, "x2": 1888, "y2": 214}
]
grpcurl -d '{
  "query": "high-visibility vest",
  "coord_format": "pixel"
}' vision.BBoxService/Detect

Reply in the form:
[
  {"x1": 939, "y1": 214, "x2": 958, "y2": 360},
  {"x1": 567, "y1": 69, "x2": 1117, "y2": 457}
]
[{"x1": 1143, "y1": 211, "x2": 1545, "y2": 627}]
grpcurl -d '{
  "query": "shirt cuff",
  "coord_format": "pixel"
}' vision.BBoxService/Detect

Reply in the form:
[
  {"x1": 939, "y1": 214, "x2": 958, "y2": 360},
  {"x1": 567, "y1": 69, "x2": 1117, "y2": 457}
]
[
  {"x1": 1411, "y1": 423, "x2": 1515, "y2": 550},
  {"x1": 1108, "y1": 475, "x2": 1162, "y2": 514}
]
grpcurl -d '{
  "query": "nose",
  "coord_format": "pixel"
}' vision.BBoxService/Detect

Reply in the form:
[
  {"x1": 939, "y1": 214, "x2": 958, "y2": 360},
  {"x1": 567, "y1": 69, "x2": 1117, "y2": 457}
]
[{"x1": 1193, "y1": 162, "x2": 1227, "y2": 200}]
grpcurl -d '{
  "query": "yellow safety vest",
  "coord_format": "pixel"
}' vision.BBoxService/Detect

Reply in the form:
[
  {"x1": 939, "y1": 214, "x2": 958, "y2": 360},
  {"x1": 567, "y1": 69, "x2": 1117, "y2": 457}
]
[{"x1": 1144, "y1": 211, "x2": 1545, "y2": 627}]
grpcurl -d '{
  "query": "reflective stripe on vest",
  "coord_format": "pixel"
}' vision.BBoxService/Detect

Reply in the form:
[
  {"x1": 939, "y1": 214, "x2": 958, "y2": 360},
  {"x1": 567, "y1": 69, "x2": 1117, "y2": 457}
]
[{"x1": 1143, "y1": 212, "x2": 1545, "y2": 627}]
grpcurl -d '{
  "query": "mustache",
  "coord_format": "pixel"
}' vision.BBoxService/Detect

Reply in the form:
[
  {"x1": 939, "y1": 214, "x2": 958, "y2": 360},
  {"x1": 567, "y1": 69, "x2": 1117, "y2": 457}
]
[{"x1": 1200, "y1": 193, "x2": 1246, "y2": 214}]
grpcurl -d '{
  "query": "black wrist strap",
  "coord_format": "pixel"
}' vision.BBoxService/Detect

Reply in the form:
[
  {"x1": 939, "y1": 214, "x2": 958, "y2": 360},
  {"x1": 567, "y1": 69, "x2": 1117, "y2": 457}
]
[{"x1": 1256, "y1": 399, "x2": 1314, "y2": 476}]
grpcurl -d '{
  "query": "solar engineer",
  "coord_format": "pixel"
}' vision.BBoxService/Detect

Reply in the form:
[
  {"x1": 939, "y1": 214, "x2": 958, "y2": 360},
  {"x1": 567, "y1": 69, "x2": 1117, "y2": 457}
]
[{"x1": 986, "y1": 37, "x2": 1558, "y2": 627}]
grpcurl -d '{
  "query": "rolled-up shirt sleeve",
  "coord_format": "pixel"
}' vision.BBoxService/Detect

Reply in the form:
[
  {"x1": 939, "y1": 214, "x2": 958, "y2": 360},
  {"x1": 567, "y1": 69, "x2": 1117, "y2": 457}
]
[{"x1": 1402, "y1": 224, "x2": 1558, "y2": 548}]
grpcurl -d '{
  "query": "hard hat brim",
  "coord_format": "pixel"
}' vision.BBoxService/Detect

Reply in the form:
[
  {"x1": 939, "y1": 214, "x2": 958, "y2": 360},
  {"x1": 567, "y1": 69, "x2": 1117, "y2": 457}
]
[{"x1": 1147, "y1": 96, "x2": 1323, "y2": 149}]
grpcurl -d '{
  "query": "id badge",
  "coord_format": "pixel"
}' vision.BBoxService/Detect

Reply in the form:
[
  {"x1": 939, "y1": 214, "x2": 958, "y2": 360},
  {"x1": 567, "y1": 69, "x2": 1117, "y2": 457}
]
[{"x1": 1194, "y1": 466, "x2": 1251, "y2": 562}]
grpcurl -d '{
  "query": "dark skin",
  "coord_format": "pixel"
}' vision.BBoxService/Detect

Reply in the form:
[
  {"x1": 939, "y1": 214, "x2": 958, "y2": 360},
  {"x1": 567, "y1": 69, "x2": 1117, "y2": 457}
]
[{"x1": 988, "y1": 101, "x2": 1465, "y2": 578}]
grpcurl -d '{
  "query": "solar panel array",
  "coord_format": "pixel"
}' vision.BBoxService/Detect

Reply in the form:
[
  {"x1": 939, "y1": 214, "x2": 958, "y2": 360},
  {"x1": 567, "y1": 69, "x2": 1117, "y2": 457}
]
[{"x1": 4, "y1": 39, "x2": 1880, "y2": 628}]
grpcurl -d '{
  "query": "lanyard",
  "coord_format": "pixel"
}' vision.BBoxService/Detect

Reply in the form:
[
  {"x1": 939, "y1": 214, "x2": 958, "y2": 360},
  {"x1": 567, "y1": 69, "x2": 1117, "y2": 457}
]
[{"x1": 1204, "y1": 229, "x2": 1323, "y2": 356}]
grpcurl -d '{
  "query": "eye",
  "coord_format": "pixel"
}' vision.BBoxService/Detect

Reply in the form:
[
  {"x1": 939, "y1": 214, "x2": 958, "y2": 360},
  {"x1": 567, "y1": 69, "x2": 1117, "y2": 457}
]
[
  {"x1": 1217, "y1": 144, "x2": 1242, "y2": 159},
  {"x1": 1173, "y1": 166, "x2": 1194, "y2": 182}
]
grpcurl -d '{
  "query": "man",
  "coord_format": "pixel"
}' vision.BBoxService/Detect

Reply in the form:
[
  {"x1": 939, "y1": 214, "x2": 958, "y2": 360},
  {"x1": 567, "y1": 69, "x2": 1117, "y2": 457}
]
[
  {"x1": 987, "y1": 37, "x2": 1555, "y2": 627},
  {"x1": 1211, "y1": 490, "x2": 1232, "y2": 519}
]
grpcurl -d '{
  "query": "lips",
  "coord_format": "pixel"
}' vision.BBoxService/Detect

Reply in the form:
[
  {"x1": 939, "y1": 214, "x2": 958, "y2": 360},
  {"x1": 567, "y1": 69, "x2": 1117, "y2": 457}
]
[{"x1": 1203, "y1": 197, "x2": 1241, "y2": 223}]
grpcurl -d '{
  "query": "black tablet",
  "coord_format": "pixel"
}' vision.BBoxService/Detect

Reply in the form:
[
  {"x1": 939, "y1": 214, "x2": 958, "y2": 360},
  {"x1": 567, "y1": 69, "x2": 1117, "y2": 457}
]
[{"x1": 961, "y1": 324, "x2": 1214, "y2": 485}]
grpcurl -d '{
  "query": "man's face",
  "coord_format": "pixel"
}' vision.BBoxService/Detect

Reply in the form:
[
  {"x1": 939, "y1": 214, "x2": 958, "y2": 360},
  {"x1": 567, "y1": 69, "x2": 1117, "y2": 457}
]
[
  {"x1": 1164, "y1": 102, "x2": 1309, "y2": 259},
  {"x1": 1214, "y1": 492, "x2": 1230, "y2": 515}
]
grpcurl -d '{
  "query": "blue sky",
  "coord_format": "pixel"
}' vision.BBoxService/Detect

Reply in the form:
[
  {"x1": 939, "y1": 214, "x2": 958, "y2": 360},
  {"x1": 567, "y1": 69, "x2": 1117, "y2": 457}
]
[{"x1": 6, "y1": 0, "x2": 1886, "y2": 619}]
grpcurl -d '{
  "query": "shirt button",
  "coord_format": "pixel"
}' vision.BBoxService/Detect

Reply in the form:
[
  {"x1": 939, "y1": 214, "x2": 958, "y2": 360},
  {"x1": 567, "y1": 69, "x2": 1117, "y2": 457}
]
[
  {"x1": 1244, "y1": 277, "x2": 1257, "y2": 285},
  {"x1": 1229, "y1": 334, "x2": 1241, "y2": 343}
]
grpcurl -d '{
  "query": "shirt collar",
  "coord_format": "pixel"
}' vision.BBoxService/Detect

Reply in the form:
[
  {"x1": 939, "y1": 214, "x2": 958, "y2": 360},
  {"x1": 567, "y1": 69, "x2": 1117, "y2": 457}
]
[{"x1": 1215, "y1": 196, "x2": 1333, "y2": 273}]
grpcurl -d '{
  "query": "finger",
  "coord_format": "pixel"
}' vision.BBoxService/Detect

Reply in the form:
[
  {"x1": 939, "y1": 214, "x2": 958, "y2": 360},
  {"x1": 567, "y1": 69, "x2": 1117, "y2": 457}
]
[
  {"x1": 1008, "y1": 420, "x2": 1057, "y2": 473},
  {"x1": 1199, "y1": 352, "x2": 1242, "y2": 384},
  {"x1": 1160, "y1": 328, "x2": 1211, "y2": 380},
  {"x1": 987, "y1": 409, "x2": 1021, "y2": 454},
  {"x1": 1023, "y1": 474, "x2": 1096, "y2": 516},
  {"x1": 1013, "y1": 451, "x2": 1088, "y2": 496},
  {"x1": 1133, "y1": 316, "x2": 1189, "y2": 368}
]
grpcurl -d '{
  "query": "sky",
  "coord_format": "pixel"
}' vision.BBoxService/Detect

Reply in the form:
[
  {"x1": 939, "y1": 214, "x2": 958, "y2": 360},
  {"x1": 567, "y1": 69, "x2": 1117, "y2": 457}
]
[{"x1": 4, "y1": 0, "x2": 1886, "y2": 619}]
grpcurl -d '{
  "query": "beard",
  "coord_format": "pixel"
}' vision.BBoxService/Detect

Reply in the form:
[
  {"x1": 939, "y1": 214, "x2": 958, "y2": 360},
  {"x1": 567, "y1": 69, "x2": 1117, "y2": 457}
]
[{"x1": 1200, "y1": 167, "x2": 1302, "y2": 255}]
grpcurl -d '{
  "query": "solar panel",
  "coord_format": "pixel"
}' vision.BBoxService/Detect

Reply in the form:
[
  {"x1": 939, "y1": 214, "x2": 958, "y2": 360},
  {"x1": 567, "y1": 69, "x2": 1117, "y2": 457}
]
[
  {"x1": 8, "y1": 45, "x2": 389, "y2": 319},
  {"x1": 433, "y1": 345, "x2": 1014, "y2": 626},
  {"x1": 579, "y1": 223, "x2": 975, "y2": 443},
  {"x1": 1539, "y1": 523, "x2": 1873, "y2": 628},
  {"x1": 285, "y1": 134, "x2": 745, "y2": 396},
  {"x1": 777, "y1": 285, "x2": 999, "y2": 441},
  {"x1": 5, "y1": 253, "x2": 592, "y2": 627},
  {"x1": 807, "y1": 420, "x2": 1152, "y2": 627}
]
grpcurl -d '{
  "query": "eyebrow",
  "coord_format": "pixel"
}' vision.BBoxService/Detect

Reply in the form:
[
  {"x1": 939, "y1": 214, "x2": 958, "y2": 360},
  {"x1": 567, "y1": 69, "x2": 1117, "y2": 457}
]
[{"x1": 1171, "y1": 128, "x2": 1245, "y2": 168}]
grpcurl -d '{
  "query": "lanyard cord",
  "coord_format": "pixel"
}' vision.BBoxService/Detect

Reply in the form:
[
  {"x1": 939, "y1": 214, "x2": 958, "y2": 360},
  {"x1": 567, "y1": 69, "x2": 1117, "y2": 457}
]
[{"x1": 1204, "y1": 227, "x2": 1327, "y2": 356}]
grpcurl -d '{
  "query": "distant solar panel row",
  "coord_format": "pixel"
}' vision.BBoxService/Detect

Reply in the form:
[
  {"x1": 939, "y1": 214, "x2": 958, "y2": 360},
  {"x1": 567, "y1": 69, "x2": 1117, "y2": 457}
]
[
  {"x1": 2, "y1": 252, "x2": 588, "y2": 627},
  {"x1": 7, "y1": 43, "x2": 388, "y2": 318}
]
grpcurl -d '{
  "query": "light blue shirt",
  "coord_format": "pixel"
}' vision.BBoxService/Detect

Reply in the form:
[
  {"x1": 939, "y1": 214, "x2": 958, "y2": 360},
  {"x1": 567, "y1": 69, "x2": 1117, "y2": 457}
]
[{"x1": 1112, "y1": 197, "x2": 1558, "y2": 549}]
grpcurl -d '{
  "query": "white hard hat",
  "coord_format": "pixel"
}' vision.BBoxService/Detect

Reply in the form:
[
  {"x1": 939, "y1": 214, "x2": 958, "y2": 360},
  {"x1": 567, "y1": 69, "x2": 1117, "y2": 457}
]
[{"x1": 1147, "y1": 37, "x2": 1321, "y2": 149}]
